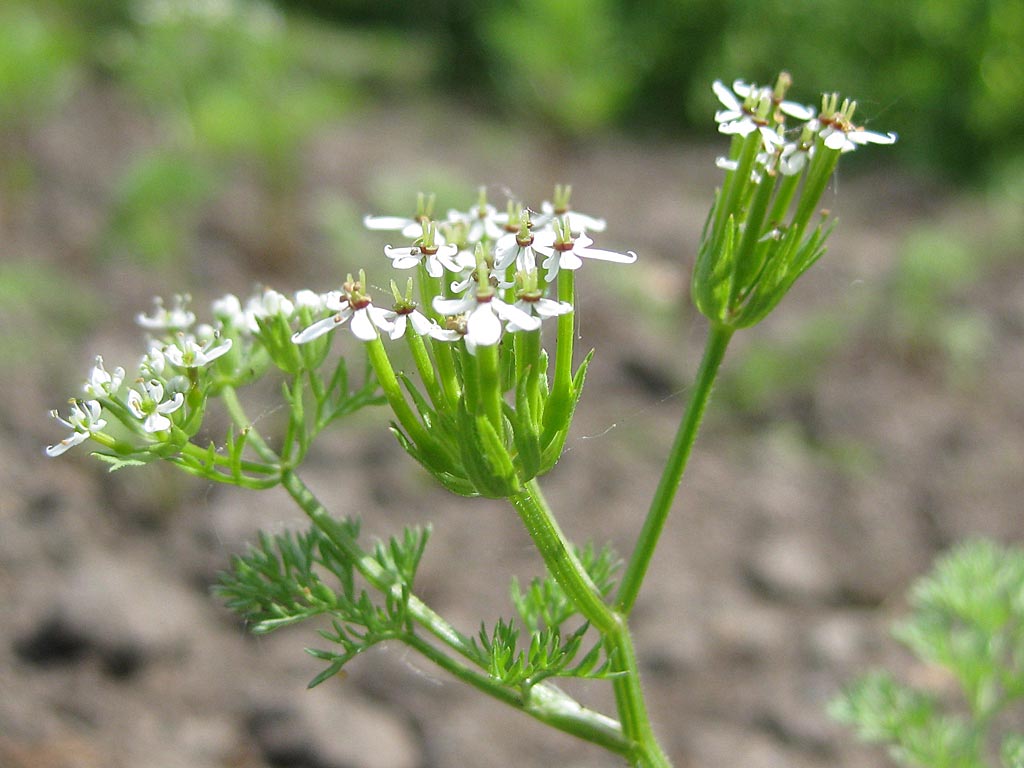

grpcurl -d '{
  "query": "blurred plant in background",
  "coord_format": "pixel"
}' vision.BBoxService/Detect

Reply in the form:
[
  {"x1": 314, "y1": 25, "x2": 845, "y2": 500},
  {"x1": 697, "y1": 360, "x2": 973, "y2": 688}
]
[
  {"x1": 283, "y1": 0, "x2": 1022, "y2": 182},
  {"x1": 0, "y1": 3, "x2": 79, "y2": 228},
  {"x1": 100, "y1": 0, "x2": 349, "y2": 272},
  {"x1": 832, "y1": 540, "x2": 1024, "y2": 768}
]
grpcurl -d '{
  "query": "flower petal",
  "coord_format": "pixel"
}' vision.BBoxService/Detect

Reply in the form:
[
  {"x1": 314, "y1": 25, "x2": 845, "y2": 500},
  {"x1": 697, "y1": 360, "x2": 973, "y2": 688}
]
[
  {"x1": 292, "y1": 314, "x2": 346, "y2": 344},
  {"x1": 467, "y1": 304, "x2": 502, "y2": 346}
]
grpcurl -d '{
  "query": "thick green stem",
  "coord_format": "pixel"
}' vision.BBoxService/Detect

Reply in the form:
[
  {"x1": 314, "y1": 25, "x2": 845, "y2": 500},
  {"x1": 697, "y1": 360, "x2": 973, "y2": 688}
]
[
  {"x1": 509, "y1": 480, "x2": 671, "y2": 767},
  {"x1": 616, "y1": 324, "x2": 733, "y2": 615}
]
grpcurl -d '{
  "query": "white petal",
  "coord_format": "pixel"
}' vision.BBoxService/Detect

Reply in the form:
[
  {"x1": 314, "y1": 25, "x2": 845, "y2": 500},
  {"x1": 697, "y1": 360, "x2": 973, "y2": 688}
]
[
  {"x1": 848, "y1": 129, "x2": 898, "y2": 146},
  {"x1": 576, "y1": 244, "x2": 638, "y2": 264},
  {"x1": 408, "y1": 311, "x2": 436, "y2": 336},
  {"x1": 402, "y1": 222, "x2": 426, "y2": 238},
  {"x1": 127, "y1": 389, "x2": 145, "y2": 419},
  {"x1": 534, "y1": 298, "x2": 573, "y2": 318},
  {"x1": 494, "y1": 300, "x2": 541, "y2": 332},
  {"x1": 364, "y1": 215, "x2": 412, "y2": 230},
  {"x1": 466, "y1": 304, "x2": 502, "y2": 346},
  {"x1": 350, "y1": 308, "x2": 379, "y2": 341},
  {"x1": 158, "y1": 392, "x2": 185, "y2": 415},
  {"x1": 780, "y1": 100, "x2": 815, "y2": 121},
  {"x1": 388, "y1": 315, "x2": 409, "y2": 340},
  {"x1": 292, "y1": 314, "x2": 346, "y2": 344},
  {"x1": 323, "y1": 291, "x2": 348, "y2": 312},
  {"x1": 428, "y1": 325, "x2": 462, "y2": 342},
  {"x1": 143, "y1": 412, "x2": 171, "y2": 433},
  {"x1": 566, "y1": 211, "x2": 606, "y2": 233},
  {"x1": 46, "y1": 430, "x2": 90, "y2": 457},
  {"x1": 821, "y1": 128, "x2": 847, "y2": 151},
  {"x1": 732, "y1": 79, "x2": 755, "y2": 97},
  {"x1": 433, "y1": 296, "x2": 473, "y2": 316},
  {"x1": 712, "y1": 80, "x2": 741, "y2": 112}
]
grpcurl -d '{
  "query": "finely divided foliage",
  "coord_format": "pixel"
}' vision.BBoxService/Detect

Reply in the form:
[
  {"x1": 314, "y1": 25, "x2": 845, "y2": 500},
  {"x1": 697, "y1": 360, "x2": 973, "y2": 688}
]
[{"x1": 46, "y1": 75, "x2": 898, "y2": 767}]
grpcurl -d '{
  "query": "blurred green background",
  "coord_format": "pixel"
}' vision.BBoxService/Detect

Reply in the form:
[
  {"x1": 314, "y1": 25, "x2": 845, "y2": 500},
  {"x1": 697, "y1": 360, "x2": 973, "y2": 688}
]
[{"x1": 2, "y1": 0, "x2": 1022, "y2": 396}]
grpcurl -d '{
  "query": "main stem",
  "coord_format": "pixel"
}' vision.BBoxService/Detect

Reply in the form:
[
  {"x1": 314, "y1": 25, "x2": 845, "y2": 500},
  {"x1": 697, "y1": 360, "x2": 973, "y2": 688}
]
[
  {"x1": 616, "y1": 323, "x2": 733, "y2": 614},
  {"x1": 510, "y1": 479, "x2": 671, "y2": 768}
]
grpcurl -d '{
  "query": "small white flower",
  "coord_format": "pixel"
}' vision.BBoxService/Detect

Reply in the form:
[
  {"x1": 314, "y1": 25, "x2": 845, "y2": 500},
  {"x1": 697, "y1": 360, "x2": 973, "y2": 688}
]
[
  {"x1": 139, "y1": 342, "x2": 167, "y2": 378},
  {"x1": 126, "y1": 379, "x2": 185, "y2": 433},
  {"x1": 712, "y1": 80, "x2": 785, "y2": 151},
  {"x1": 536, "y1": 200, "x2": 606, "y2": 234},
  {"x1": 137, "y1": 294, "x2": 196, "y2": 331},
  {"x1": 386, "y1": 306, "x2": 454, "y2": 341},
  {"x1": 820, "y1": 124, "x2": 898, "y2": 153},
  {"x1": 242, "y1": 289, "x2": 295, "y2": 333},
  {"x1": 83, "y1": 356, "x2": 125, "y2": 398},
  {"x1": 294, "y1": 289, "x2": 325, "y2": 312},
  {"x1": 212, "y1": 293, "x2": 244, "y2": 328},
  {"x1": 384, "y1": 242, "x2": 471, "y2": 278},
  {"x1": 533, "y1": 231, "x2": 637, "y2": 282},
  {"x1": 493, "y1": 232, "x2": 542, "y2": 273},
  {"x1": 45, "y1": 400, "x2": 106, "y2": 457},
  {"x1": 448, "y1": 202, "x2": 505, "y2": 243},
  {"x1": 291, "y1": 290, "x2": 394, "y2": 344},
  {"x1": 433, "y1": 292, "x2": 540, "y2": 351},
  {"x1": 163, "y1": 333, "x2": 233, "y2": 369},
  {"x1": 818, "y1": 93, "x2": 897, "y2": 153},
  {"x1": 733, "y1": 79, "x2": 815, "y2": 121}
]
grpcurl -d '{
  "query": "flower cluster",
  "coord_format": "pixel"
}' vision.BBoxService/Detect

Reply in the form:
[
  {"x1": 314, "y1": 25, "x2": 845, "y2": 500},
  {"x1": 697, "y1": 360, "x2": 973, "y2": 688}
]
[
  {"x1": 311, "y1": 185, "x2": 635, "y2": 352},
  {"x1": 695, "y1": 73, "x2": 897, "y2": 329}
]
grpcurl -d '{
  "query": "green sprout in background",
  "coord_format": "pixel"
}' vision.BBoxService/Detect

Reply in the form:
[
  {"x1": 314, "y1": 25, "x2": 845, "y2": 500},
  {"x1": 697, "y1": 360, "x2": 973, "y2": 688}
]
[{"x1": 832, "y1": 540, "x2": 1024, "y2": 768}]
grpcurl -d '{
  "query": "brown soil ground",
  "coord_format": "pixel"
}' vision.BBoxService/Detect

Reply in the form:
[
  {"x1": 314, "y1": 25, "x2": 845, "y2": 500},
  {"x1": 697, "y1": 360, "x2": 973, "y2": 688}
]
[{"x1": 3, "y1": 81, "x2": 1023, "y2": 768}]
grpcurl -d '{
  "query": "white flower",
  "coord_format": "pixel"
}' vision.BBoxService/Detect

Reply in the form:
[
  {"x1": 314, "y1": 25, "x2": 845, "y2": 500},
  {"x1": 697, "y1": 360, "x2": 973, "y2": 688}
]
[
  {"x1": 45, "y1": 400, "x2": 106, "y2": 457},
  {"x1": 533, "y1": 231, "x2": 638, "y2": 282},
  {"x1": 291, "y1": 290, "x2": 394, "y2": 344},
  {"x1": 733, "y1": 79, "x2": 815, "y2": 121},
  {"x1": 212, "y1": 293, "x2": 245, "y2": 329},
  {"x1": 126, "y1": 379, "x2": 185, "y2": 433},
  {"x1": 384, "y1": 242, "x2": 472, "y2": 278},
  {"x1": 493, "y1": 232, "x2": 542, "y2": 273},
  {"x1": 433, "y1": 292, "x2": 540, "y2": 351},
  {"x1": 294, "y1": 289, "x2": 325, "y2": 312},
  {"x1": 818, "y1": 93, "x2": 897, "y2": 153},
  {"x1": 83, "y1": 356, "x2": 125, "y2": 398},
  {"x1": 448, "y1": 202, "x2": 504, "y2": 243},
  {"x1": 536, "y1": 200, "x2": 606, "y2": 234},
  {"x1": 386, "y1": 306, "x2": 458, "y2": 341},
  {"x1": 820, "y1": 124, "x2": 898, "y2": 153},
  {"x1": 240, "y1": 289, "x2": 295, "y2": 333},
  {"x1": 140, "y1": 342, "x2": 167, "y2": 378},
  {"x1": 163, "y1": 333, "x2": 233, "y2": 368},
  {"x1": 712, "y1": 80, "x2": 785, "y2": 151},
  {"x1": 137, "y1": 294, "x2": 196, "y2": 331}
]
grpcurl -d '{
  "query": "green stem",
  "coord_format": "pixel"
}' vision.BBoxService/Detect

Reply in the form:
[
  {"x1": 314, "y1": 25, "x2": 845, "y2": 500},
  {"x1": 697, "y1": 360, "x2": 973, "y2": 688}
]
[
  {"x1": 364, "y1": 336, "x2": 431, "y2": 447},
  {"x1": 616, "y1": 323, "x2": 733, "y2": 615},
  {"x1": 403, "y1": 633, "x2": 631, "y2": 756},
  {"x1": 475, "y1": 341, "x2": 504, "y2": 435},
  {"x1": 509, "y1": 480, "x2": 671, "y2": 767},
  {"x1": 220, "y1": 385, "x2": 278, "y2": 464},
  {"x1": 406, "y1": 329, "x2": 445, "y2": 412}
]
